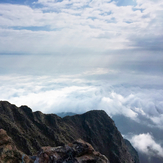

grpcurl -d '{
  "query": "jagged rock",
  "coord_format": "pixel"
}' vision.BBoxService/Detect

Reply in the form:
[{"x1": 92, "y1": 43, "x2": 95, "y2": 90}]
[
  {"x1": 34, "y1": 139, "x2": 109, "y2": 163},
  {"x1": 0, "y1": 129, "x2": 33, "y2": 163}
]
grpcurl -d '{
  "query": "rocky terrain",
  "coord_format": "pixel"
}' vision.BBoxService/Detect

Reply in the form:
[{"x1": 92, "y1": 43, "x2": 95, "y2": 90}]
[
  {"x1": 34, "y1": 139, "x2": 109, "y2": 163},
  {"x1": 0, "y1": 130, "x2": 109, "y2": 163},
  {"x1": 0, "y1": 101, "x2": 139, "y2": 163},
  {"x1": 0, "y1": 129, "x2": 32, "y2": 163}
]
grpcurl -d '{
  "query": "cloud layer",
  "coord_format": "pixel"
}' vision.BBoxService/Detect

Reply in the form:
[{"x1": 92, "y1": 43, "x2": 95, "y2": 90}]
[
  {"x1": 0, "y1": 0, "x2": 163, "y2": 54},
  {"x1": 131, "y1": 133, "x2": 163, "y2": 157},
  {"x1": 1, "y1": 73, "x2": 163, "y2": 129}
]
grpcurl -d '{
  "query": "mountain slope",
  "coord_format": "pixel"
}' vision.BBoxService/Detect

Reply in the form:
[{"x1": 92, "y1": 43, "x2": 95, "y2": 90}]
[{"x1": 0, "y1": 101, "x2": 139, "y2": 163}]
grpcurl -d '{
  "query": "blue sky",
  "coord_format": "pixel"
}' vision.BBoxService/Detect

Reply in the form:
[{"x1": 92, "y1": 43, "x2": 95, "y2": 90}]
[{"x1": 0, "y1": 0, "x2": 163, "y2": 159}]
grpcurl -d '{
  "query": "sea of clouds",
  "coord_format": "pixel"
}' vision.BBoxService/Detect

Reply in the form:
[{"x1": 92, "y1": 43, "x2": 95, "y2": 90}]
[{"x1": 0, "y1": 71, "x2": 163, "y2": 161}]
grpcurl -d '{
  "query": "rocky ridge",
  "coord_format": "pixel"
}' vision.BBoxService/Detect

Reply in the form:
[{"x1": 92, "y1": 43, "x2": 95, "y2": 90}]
[{"x1": 0, "y1": 101, "x2": 139, "y2": 163}]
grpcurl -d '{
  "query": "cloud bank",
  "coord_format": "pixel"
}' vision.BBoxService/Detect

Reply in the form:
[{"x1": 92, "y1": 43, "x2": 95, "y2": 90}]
[
  {"x1": 1, "y1": 73, "x2": 163, "y2": 129},
  {"x1": 131, "y1": 133, "x2": 163, "y2": 157}
]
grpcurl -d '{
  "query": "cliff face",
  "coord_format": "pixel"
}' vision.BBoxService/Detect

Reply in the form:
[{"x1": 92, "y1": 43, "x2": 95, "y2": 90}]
[{"x1": 0, "y1": 101, "x2": 139, "y2": 163}]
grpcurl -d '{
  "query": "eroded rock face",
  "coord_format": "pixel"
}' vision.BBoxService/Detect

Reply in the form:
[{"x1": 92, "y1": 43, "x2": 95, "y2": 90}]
[
  {"x1": 34, "y1": 139, "x2": 109, "y2": 163},
  {"x1": 0, "y1": 129, "x2": 33, "y2": 163}
]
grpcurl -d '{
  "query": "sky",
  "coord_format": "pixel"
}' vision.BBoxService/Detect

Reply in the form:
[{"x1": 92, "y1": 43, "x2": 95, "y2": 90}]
[{"x1": 0, "y1": 0, "x2": 163, "y2": 161}]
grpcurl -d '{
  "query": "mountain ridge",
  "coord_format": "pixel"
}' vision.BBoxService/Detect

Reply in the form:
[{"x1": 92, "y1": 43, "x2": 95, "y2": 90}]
[{"x1": 0, "y1": 101, "x2": 139, "y2": 163}]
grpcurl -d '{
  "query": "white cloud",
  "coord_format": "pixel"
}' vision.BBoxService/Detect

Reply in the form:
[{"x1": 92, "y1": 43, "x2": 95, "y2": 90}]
[
  {"x1": 130, "y1": 133, "x2": 163, "y2": 157},
  {"x1": 101, "y1": 95, "x2": 138, "y2": 119},
  {"x1": 0, "y1": 73, "x2": 163, "y2": 128},
  {"x1": 83, "y1": 68, "x2": 112, "y2": 75},
  {"x1": 0, "y1": 4, "x2": 45, "y2": 27},
  {"x1": 0, "y1": 0, "x2": 162, "y2": 54}
]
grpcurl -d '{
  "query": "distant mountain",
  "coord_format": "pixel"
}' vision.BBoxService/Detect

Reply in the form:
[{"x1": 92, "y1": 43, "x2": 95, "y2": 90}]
[
  {"x1": 0, "y1": 101, "x2": 139, "y2": 163},
  {"x1": 56, "y1": 112, "x2": 77, "y2": 118}
]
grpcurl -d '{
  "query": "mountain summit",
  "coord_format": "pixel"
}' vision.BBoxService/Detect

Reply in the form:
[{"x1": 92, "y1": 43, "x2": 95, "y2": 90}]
[{"x1": 0, "y1": 101, "x2": 139, "y2": 163}]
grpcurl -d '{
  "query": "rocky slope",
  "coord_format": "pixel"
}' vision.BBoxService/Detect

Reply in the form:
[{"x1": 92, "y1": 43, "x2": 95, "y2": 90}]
[
  {"x1": 0, "y1": 129, "x2": 32, "y2": 163},
  {"x1": 0, "y1": 130, "x2": 109, "y2": 163},
  {"x1": 0, "y1": 101, "x2": 139, "y2": 163}
]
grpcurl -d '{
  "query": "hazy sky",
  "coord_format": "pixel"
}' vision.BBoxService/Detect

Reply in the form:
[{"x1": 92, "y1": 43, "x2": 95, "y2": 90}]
[{"x1": 0, "y1": 0, "x2": 163, "y2": 160}]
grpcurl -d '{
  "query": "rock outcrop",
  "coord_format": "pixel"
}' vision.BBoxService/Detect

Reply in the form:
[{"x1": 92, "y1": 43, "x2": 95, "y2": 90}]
[
  {"x1": 0, "y1": 129, "x2": 32, "y2": 163},
  {"x1": 0, "y1": 101, "x2": 139, "y2": 163},
  {"x1": 34, "y1": 139, "x2": 109, "y2": 163}
]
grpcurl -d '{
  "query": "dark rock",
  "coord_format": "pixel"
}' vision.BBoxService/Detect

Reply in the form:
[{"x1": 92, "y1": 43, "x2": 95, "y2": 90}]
[{"x1": 124, "y1": 139, "x2": 140, "y2": 163}]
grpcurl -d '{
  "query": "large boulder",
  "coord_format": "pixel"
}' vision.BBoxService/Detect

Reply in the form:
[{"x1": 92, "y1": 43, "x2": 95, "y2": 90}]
[{"x1": 34, "y1": 139, "x2": 109, "y2": 163}]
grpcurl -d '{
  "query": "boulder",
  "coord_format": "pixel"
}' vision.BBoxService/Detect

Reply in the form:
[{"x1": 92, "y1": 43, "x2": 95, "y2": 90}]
[{"x1": 34, "y1": 139, "x2": 109, "y2": 163}]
